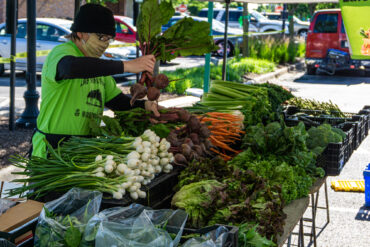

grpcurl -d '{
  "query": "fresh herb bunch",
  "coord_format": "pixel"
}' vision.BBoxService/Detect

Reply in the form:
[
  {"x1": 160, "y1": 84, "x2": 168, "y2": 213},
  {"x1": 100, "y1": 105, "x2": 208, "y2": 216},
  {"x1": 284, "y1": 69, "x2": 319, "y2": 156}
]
[
  {"x1": 253, "y1": 83, "x2": 294, "y2": 113},
  {"x1": 286, "y1": 97, "x2": 345, "y2": 117}
]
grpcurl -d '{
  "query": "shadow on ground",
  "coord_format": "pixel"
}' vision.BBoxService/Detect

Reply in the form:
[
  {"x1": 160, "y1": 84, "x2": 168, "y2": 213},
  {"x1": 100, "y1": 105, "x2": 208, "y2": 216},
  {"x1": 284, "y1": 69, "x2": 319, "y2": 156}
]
[
  {"x1": 355, "y1": 206, "x2": 370, "y2": 221},
  {"x1": 293, "y1": 70, "x2": 370, "y2": 86}
]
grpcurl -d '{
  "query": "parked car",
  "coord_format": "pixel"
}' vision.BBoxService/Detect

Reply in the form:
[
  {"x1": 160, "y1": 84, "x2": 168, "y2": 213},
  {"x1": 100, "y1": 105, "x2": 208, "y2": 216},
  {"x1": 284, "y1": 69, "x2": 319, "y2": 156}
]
[
  {"x1": 114, "y1": 16, "x2": 136, "y2": 43},
  {"x1": 0, "y1": 18, "x2": 136, "y2": 76},
  {"x1": 162, "y1": 16, "x2": 243, "y2": 57},
  {"x1": 305, "y1": 9, "x2": 370, "y2": 75},
  {"x1": 198, "y1": 8, "x2": 288, "y2": 33},
  {"x1": 262, "y1": 12, "x2": 309, "y2": 37}
]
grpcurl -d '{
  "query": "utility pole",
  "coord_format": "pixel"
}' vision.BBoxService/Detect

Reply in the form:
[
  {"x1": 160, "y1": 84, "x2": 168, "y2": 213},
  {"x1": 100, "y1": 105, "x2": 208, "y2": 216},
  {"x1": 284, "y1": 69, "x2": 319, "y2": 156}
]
[
  {"x1": 16, "y1": 0, "x2": 39, "y2": 128},
  {"x1": 6, "y1": 0, "x2": 18, "y2": 131},
  {"x1": 242, "y1": 3, "x2": 249, "y2": 57}
]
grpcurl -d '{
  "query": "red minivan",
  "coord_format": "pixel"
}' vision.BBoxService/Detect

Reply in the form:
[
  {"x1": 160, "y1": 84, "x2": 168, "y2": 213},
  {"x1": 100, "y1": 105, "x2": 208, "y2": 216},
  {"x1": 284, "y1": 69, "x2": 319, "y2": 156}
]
[
  {"x1": 306, "y1": 9, "x2": 369, "y2": 75},
  {"x1": 114, "y1": 16, "x2": 136, "y2": 43}
]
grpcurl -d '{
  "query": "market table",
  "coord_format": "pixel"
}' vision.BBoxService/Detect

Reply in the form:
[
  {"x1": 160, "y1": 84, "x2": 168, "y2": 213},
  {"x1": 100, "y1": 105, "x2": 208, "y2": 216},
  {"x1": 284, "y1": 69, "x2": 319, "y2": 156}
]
[
  {"x1": 302, "y1": 176, "x2": 330, "y2": 247},
  {"x1": 277, "y1": 197, "x2": 310, "y2": 247}
]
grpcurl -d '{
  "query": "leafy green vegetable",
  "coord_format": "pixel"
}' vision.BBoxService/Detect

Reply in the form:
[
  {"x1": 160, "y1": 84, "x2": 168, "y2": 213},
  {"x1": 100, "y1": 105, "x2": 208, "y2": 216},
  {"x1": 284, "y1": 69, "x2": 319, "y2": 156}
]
[
  {"x1": 174, "y1": 166, "x2": 286, "y2": 241},
  {"x1": 65, "y1": 222, "x2": 82, "y2": 247},
  {"x1": 306, "y1": 124, "x2": 345, "y2": 156},
  {"x1": 137, "y1": 0, "x2": 216, "y2": 62},
  {"x1": 238, "y1": 223, "x2": 276, "y2": 247},
  {"x1": 149, "y1": 123, "x2": 172, "y2": 138},
  {"x1": 253, "y1": 83, "x2": 293, "y2": 113},
  {"x1": 177, "y1": 157, "x2": 233, "y2": 189},
  {"x1": 172, "y1": 180, "x2": 225, "y2": 228},
  {"x1": 137, "y1": 0, "x2": 174, "y2": 50}
]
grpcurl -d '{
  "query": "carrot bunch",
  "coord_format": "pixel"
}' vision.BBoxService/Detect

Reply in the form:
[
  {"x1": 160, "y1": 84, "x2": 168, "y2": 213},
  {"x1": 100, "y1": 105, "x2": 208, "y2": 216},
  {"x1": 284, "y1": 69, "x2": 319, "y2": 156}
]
[{"x1": 199, "y1": 112, "x2": 245, "y2": 161}]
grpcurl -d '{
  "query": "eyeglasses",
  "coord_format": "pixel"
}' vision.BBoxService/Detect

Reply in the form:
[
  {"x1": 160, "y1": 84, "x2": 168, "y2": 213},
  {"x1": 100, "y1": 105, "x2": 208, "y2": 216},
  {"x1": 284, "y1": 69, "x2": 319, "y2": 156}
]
[{"x1": 95, "y1": 33, "x2": 114, "y2": 43}]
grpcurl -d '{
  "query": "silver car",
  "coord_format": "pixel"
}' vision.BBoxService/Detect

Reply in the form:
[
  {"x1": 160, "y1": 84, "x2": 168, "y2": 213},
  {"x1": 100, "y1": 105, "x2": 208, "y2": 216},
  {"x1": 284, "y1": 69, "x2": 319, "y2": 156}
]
[
  {"x1": 199, "y1": 9, "x2": 289, "y2": 33},
  {"x1": 262, "y1": 13, "x2": 310, "y2": 37},
  {"x1": 0, "y1": 18, "x2": 136, "y2": 76}
]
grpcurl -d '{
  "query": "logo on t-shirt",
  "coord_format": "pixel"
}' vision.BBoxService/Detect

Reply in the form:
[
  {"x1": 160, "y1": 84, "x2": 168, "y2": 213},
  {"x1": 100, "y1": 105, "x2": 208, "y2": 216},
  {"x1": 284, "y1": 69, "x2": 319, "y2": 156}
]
[{"x1": 86, "y1": 89, "x2": 103, "y2": 108}]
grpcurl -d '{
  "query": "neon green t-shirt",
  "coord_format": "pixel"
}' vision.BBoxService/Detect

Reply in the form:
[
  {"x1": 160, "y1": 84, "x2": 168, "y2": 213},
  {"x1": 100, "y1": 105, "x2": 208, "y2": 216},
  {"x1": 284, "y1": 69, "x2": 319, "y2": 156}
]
[{"x1": 32, "y1": 41, "x2": 121, "y2": 158}]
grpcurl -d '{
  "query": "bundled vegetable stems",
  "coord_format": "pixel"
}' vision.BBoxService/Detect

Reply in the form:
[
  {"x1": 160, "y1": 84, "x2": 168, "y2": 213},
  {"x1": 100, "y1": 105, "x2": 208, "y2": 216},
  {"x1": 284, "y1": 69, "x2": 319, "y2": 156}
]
[
  {"x1": 199, "y1": 112, "x2": 245, "y2": 161},
  {"x1": 9, "y1": 130, "x2": 174, "y2": 200},
  {"x1": 286, "y1": 97, "x2": 345, "y2": 117}
]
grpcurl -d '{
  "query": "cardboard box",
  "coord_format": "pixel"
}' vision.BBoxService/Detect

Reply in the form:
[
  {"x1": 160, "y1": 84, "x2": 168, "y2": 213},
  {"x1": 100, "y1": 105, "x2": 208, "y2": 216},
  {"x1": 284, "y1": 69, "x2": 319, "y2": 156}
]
[{"x1": 0, "y1": 200, "x2": 44, "y2": 232}]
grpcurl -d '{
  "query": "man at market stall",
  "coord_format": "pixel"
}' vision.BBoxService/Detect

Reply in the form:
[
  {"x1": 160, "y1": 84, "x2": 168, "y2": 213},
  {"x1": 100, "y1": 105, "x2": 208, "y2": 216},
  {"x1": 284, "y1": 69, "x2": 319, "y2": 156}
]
[{"x1": 31, "y1": 3, "x2": 159, "y2": 158}]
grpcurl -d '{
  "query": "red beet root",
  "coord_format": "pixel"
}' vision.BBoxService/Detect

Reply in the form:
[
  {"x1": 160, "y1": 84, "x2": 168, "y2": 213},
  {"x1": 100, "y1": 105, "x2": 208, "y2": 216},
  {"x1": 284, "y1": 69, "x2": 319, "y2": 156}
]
[
  {"x1": 154, "y1": 74, "x2": 169, "y2": 89},
  {"x1": 147, "y1": 87, "x2": 160, "y2": 101},
  {"x1": 130, "y1": 83, "x2": 147, "y2": 106}
]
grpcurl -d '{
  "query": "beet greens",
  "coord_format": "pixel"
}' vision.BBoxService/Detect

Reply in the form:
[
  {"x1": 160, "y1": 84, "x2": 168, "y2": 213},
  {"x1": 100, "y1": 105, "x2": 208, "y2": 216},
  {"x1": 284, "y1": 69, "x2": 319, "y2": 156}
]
[{"x1": 130, "y1": 0, "x2": 217, "y2": 105}]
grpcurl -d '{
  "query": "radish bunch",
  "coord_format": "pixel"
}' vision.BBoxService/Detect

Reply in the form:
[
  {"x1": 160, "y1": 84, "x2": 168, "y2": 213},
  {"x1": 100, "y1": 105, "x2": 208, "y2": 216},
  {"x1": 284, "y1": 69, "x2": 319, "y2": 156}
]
[{"x1": 93, "y1": 129, "x2": 174, "y2": 200}]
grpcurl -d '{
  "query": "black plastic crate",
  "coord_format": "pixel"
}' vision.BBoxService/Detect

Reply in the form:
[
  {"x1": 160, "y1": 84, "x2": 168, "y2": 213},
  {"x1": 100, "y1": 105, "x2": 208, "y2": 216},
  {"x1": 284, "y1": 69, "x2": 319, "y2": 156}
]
[
  {"x1": 167, "y1": 224, "x2": 238, "y2": 247},
  {"x1": 101, "y1": 166, "x2": 182, "y2": 210},
  {"x1": 338, "y1": 123, "x2": 355, "y2": 162},
  {"x1": 316, "y1": 141, "x2": 346, "y2": 176},
  {"x1": 352, "y1": 115, "x2": 366, "y2": 144},
  {"x1": 0, "y1": 217, "x2": 38, "y2": 247},
  {"x1": 358, "y1": 109, "x2": 370, "y2": 136}
]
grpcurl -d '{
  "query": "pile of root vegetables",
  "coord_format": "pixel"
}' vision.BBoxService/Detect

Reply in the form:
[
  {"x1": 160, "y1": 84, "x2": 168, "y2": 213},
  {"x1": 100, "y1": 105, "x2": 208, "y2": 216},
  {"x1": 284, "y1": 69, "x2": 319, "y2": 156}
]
[{"x1": 167, "y1": 115, "x2": 215, "y2": 166}]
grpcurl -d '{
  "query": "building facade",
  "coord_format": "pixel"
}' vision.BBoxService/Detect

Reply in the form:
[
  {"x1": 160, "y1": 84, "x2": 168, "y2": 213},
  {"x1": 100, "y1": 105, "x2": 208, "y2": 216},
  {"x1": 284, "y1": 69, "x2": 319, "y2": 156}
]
[{"x1": 0, "y1": 0, "x2": 132, "y2": 24}]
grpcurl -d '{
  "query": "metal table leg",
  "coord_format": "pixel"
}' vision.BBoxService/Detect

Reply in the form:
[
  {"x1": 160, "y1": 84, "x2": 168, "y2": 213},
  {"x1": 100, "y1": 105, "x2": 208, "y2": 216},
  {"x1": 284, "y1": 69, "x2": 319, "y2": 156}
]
[
  {"x1": 311, "y1": 193, "x2": 317, "y2": 247},
  {"x1": 299, "y1": 218, "x2": 304, "y2": 247},
  {"x1": 324, "y1": 179, "x2": 330, "y2": 223}
]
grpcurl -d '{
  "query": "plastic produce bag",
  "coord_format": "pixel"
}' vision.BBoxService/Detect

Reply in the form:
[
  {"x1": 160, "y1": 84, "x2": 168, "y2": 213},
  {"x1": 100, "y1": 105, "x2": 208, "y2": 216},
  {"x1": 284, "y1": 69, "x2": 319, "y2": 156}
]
[
  {"x1": 0, "y1": 198, "x2": 16, "y2": 216},
  {"x1": 34, "y1": 188, "x2": 102, "y2": 247},
  {"x1": 182, "y1": 226, "x2": 230, "y2": 247},
  {"x1": 0, "y1": 238, "x2": 16, "y2": 247},
  {"x1": 81, "y1": 203, "x2": 188, "y2": 247}
]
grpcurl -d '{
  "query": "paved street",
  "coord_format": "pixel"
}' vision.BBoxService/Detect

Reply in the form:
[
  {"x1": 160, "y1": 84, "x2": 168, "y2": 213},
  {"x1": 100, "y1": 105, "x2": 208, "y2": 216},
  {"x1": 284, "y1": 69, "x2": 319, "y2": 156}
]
[{"x1": 269, "y1": 70, "x2": 370, "y2": 247}]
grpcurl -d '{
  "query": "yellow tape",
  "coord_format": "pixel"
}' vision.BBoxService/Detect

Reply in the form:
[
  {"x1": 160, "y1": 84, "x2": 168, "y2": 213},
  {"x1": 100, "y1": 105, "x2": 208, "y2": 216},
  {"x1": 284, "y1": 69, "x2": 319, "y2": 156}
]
[
  {"x1": 213, "y1": 30, "x2": 284, "y2": 38},
  {"x1": 0, "y1": 50, "x2": 51, "y2": 64},
  {"x1": 108, "y1": 42, "x2": 139, "y2": 48}
]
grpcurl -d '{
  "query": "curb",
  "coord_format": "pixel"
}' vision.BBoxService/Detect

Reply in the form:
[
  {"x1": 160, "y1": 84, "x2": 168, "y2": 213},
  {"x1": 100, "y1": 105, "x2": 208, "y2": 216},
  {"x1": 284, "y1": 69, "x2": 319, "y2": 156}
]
[{"x1": 249, "y1": 59, "x2": 305, "y2": 84}]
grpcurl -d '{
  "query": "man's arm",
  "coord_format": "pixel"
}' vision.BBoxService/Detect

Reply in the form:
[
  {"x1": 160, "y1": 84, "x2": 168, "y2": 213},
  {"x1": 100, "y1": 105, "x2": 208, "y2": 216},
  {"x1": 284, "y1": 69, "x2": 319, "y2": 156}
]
[
  {"x1": 56, "y1": 56, "x2": 124, "y2": 80},
  {"x1": 105, "y1": 92, "x2": 145, "y2": 111},
  {"x1": 55, "y1": 55, "x2": 156, "y2": 81}
]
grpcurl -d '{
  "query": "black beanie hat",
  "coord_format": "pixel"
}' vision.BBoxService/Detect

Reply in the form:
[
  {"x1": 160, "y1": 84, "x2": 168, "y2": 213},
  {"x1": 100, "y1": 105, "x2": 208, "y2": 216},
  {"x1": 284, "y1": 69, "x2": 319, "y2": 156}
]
[{"x1": 71, "y1": 4, "x2": 116, "y2": 37}]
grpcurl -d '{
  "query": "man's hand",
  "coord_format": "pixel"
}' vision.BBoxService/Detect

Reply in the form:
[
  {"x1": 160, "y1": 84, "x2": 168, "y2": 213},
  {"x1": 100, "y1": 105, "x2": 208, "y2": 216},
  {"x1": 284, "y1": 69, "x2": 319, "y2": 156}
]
[
  {"x1": 145, "y1": 101, "x2": 164, "y2": 117},
  {"x1": 124, "y1": 55, "x2": 156, "y2": 74}
]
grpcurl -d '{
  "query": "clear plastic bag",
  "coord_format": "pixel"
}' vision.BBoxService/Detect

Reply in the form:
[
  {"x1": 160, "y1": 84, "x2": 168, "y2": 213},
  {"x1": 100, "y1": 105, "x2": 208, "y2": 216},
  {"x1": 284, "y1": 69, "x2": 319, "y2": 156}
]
[
  {"x1": 0, "y1": 198, "x2": 16, "y2": 216},
  {"x1": 34, "y1": 188, "x2": 102, "y2": 247},
  {"x1": 0, "y1": 238, "x2": 16, "y2": 247},
  {"x1": 182, "y1": 226, "x2": 230, "y2": 247},
  {"x1": 81, "y1": 203, "x2": 188, "y2": 247}
]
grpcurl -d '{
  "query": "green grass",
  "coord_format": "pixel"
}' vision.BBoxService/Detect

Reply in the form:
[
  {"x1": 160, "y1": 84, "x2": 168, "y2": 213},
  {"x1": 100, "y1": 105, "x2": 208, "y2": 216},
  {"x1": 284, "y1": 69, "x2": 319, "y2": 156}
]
[
  {"x1": 163, "y1": 57, "x2": 275, "y2": 94},
  {"x1": 248, "y1": 36, "x2": 305, "y2": 64}
]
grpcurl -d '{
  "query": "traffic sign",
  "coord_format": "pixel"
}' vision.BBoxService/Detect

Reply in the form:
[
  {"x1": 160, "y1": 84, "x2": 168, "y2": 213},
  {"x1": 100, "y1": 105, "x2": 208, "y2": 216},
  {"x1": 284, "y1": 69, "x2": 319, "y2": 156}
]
[{"x1": 178, "y1": 4, "x2": 187, "y2": 13}]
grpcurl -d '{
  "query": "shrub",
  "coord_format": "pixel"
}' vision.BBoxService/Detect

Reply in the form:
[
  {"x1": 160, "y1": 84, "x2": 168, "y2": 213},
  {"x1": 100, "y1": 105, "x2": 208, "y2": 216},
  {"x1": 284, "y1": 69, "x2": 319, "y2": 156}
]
[{"x1": 163, "y1": 57, "x2": 275, "y2": 94}]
